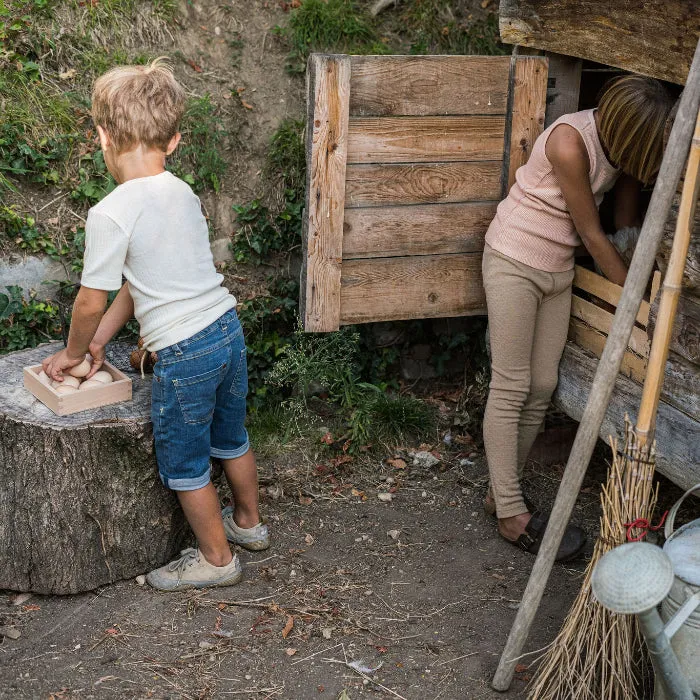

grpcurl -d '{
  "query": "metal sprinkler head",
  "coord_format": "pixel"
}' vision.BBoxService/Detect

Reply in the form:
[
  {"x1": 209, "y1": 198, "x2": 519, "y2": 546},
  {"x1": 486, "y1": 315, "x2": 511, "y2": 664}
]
[{"x1": 592, "y1": 542, "x2": 675, "y2": 614}]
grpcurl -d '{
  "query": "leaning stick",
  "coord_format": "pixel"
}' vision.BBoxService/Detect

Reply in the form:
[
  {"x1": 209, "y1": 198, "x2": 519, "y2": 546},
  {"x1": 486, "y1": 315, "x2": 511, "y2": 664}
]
[{"x1": 491, "y1": 37, "x2": 700, "y2": 692}]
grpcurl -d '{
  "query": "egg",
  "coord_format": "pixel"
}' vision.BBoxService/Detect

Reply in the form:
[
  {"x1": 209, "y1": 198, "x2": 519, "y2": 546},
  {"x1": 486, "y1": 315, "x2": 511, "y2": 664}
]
[
  {"x1": 91, "y1": 371, "x2": 114, "y2": 384},
  {"x1": 37, "y1": 370, "x2": 52, "y2": 386},
  {"x1": 52, "y1": 375, "x2": 81, "y2": 389},
  {"x1": 55, "y1": 385, "x2": 78, "y2": 395},
  {"x1": 68, "y1": 358, "x2": 92, "y2": 378},
  {"x1": 79, "y1": 379, "x2": 102, "y2": 391}
]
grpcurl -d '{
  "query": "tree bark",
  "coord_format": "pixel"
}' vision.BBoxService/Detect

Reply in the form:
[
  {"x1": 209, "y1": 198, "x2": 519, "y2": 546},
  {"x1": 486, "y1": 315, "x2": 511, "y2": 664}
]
[{"x1": 0, "y1": 342, "x2": 188, "y2": 594}]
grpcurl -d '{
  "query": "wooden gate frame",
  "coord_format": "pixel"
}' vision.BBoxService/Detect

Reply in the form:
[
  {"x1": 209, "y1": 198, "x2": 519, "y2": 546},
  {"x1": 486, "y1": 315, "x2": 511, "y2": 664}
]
[{"x1": 301, "y1": 53, "x2": 548, "y2": 332}]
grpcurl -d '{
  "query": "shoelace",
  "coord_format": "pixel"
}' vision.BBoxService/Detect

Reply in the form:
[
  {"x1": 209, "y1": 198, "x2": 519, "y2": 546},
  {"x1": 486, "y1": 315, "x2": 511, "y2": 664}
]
[{"x1": 168, "y1": 548, "x2": 200, "y2": 579}]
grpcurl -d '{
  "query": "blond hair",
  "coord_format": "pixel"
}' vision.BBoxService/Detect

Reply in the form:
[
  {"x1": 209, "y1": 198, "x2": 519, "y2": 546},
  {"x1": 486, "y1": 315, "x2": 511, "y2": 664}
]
[
  {"x1": 91, "y1": 58, "x2": 186, "y2": 153},
  {"x1": 597, "y1": 75, "x2": 674, "y2": 185}
]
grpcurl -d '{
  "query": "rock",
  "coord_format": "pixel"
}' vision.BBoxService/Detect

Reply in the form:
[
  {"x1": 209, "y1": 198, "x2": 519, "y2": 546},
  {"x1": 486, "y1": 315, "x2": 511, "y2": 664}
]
[
  {"x1": 387, "y1": 529, "x2": 400, "y2": 540},
  {"x1": 135, "y1": 575, "x2": 146, "y2": 586},
  {"x1": 412, "y1": 451, "x2": 440, "y2": 469},
  {"x1": 0, "y1": 626, "x2": 21, "y2": 640},
  {"x1": 377, "y1": 492, "x2": 393, "y2": 503}
]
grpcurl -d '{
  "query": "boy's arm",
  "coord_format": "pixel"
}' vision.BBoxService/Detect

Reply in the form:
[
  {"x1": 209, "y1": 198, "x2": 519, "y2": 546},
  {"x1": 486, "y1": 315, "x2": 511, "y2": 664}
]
[
  {"x1": 86, "y1": 282, "x2": 135, "y2": 378},
  {"x1": 546, "y1": 124, "x2": 628, "y2": 286},
  {"x1": 42, "y1": 287, "x2": 108, "y2": 381}
]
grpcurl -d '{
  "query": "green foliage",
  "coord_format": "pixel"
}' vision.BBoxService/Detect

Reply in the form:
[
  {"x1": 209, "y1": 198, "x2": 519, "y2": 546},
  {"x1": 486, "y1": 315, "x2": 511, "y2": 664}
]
[
  {"x1": 0, "y1": 286, "x2": 62, "y2": 354},
  {"x1": 280, "y1": 0, "x2": 389, "y2": 71},
  {"x1": 267, "y1": 118, "x2": 306, "y2": 196},
  {"x1": 168, "y1": 95, "x2": 227, "y2": 193}
]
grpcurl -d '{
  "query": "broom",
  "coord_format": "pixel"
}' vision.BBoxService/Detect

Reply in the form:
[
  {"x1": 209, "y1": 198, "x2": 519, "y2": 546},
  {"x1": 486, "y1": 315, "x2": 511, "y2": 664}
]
[{"x1": 528, "y1": 109, "x2": 700, "y2": 700}]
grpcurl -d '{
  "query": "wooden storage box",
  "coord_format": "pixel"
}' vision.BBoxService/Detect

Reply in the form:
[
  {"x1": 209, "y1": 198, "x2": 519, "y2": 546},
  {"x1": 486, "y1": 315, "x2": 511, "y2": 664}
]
[{"x1": 23, "y1": 362, "x2": 132, "y2": 416}]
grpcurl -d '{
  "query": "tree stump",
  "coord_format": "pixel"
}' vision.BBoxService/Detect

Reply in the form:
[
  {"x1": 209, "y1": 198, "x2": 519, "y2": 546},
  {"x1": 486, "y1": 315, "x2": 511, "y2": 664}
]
[{"x1": 0, "y1": 342, "x2": 188, "y2": 594}]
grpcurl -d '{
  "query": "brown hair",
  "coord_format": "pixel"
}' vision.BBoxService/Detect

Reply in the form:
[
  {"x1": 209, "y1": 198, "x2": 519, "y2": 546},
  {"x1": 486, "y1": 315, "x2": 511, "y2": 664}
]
[
  {"x1": 597, "y1": 75, "x2": 674, "y2": 185},
  {"x1": 91, "y1": 58, "x2": 186, "y2": 153}
]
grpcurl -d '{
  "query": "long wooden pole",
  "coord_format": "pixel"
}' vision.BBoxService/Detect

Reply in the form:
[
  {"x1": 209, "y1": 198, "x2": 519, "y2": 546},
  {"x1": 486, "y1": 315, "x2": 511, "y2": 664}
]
[
  {"x1": 635, "y1": 111, "x2": 700, "y2": 443},
  {"x1": 491, "y1": 38, "x2": 700, "y2": 692}
]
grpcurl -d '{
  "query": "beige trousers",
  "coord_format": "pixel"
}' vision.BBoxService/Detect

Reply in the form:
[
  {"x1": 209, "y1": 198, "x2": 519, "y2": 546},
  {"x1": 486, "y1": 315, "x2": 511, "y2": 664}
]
[{"x1": 482, "y1": 245, "x2": 574, "y2": 519}]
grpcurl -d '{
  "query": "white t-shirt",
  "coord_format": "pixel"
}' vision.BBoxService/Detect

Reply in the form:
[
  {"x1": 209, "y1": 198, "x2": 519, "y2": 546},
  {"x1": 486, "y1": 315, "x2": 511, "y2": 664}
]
[{"x1": 81, "y1": 171, "x2": 236, "y2": 351}]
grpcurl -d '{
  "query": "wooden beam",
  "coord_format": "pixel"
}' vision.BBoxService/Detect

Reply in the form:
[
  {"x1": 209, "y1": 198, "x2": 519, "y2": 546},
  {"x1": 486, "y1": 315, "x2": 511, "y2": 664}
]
[
  {"x1": 339, "y1": 254, "x2": 486, "y2": 324},
  {"x1": 342, "y1": 202, "x2": 495, "y2": 259},
  {"x1": 554, "y1": 342, "x2": 700, "y2": 491},
  {"x1": 507, "y1": 56, "x2": 548, "y2": 189},
  {"x1": 544, "y1": 52, "x2": 581, "y2": 127},
  {"x1": 344, "y1": 161, "x2": 502, "y2": 207},
  {"x1": 349, "y1": 55, "x2": 511, "y2": 116},
  {"x1": 648, "y1": 291, "x2": 700, "y2": 366},
  {"x1": 347, "y1": 116, "x2": 505, "y2": 164},
  {"x1": 303, "y1": 54, "x2": 351, "y2": 333},
  {"x1": 499, "y1": 0, "x2": 700, "y2": 85}
]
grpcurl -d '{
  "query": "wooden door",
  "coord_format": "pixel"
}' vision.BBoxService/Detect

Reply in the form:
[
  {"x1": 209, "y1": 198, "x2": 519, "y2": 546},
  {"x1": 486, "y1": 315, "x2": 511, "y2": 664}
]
[{"x1": 301, "y1": 53, "x2": 548, "y2": 332}]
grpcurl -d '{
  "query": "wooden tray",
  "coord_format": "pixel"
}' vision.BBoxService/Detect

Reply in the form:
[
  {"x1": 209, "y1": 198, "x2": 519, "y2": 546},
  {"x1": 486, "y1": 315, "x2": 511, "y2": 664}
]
[{"x1": 23, "y1": 361, "x2": 132, "y2": 416}]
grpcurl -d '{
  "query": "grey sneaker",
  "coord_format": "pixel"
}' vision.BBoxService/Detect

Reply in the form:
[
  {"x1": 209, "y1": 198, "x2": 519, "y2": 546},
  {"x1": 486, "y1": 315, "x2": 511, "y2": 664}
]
[
  {"x1": 146, "y1": 548, "x2": 242, "y2": 591},
  {"x1": 222, "y1": 506, "x2": 270, "y2": 551}
]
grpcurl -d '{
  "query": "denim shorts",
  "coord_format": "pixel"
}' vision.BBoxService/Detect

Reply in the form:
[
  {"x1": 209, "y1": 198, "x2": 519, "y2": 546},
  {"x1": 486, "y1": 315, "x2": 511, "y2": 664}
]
[{"x1": 151, "y1": 309, "x2": 249, "y2": 491}]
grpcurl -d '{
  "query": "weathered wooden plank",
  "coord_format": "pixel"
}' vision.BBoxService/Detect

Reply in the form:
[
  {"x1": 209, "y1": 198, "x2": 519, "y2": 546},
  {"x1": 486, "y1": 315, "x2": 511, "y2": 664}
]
[
  {"x1": 346, "y1": 116, "x2": 506, "y2": 164},
  {"x1": 303, "y1": 54, "x2": 351, "y2": 333},
  {"x1": 649, "y1": 291, "x2": 700, "y2": 367},
  {"x1": 342, "y1": 202, "x2": 496, "y2": 259},
  {"x1": 660, "y1": 350, "x2": 700, "y2": 421},
  {"x1": 573, "y1": 265, "x2": 651, "y2": 327},
  {"x1": 339, "y1": 254, "x2": 486, "y2": 324},
  {"x1": 508, "y1": 56, "x2": 548, "y2": 189},
  {"x1": 349, "y1": 55, "x2": 511, "y2": 117},
  {"x1": 344, "y1": 161, "x2": 502, "y2": 208},
  {"x1": 568, "y1": 318, "x2": 647, "y2": 385},
  {"x1": 659, "y1": 190, "x2": 700, "y2": 293},
  {"x1": 571, "y1": 296, "x2": 650, "y2": 357},
  {"x1": 544, "y1": 52, "x2": 582, "y2": 128},
  {"x1": 554, "y1": 342, "x2": 700, "y2": 492},
  {"x1": 499, "y1": 0, "x2": 700, "y2": 85}
]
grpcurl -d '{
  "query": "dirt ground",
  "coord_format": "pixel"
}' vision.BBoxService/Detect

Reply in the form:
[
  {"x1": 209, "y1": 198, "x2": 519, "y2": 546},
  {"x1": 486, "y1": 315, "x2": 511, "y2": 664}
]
[{"x1": 0, "y1": 440, "x2": 607, "y2": 700}]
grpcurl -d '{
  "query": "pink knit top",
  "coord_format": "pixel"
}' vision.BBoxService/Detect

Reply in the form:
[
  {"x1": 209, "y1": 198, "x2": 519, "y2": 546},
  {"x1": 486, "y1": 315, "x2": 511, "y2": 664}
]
[{"x1": 485, "y1": 109, "x2": 620, "y2": 272}]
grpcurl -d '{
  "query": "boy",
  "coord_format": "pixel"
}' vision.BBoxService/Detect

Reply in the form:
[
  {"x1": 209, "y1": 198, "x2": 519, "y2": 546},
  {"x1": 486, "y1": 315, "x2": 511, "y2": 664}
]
[{"x1": 42, "y1": 59, "x2": 269, "y2": 591}]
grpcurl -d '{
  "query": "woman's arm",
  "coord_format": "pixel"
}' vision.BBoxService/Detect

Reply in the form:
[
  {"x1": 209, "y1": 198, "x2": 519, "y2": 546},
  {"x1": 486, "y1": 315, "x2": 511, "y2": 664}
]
[
  {"x1": 546, "y1": 124, "x2": 628, "y2": 286},
  {"x1": 86, "y1": 282, "x2": 135, "y2": 377}
]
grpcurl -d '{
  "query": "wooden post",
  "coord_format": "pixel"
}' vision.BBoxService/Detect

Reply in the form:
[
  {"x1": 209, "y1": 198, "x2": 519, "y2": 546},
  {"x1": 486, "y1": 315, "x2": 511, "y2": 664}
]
[
  {"x1": 491, "y1": 37, "x2": 700, "y2": 692},
  {"x1": 508, "y1": 56, "x2": 548, "y2": 189},
  {"x1": 303, "y1": 54, "x2": 351, "y2": 332}
]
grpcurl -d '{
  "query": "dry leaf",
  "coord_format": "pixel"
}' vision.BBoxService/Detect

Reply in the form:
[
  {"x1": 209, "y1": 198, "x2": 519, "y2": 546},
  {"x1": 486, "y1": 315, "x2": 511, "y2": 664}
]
[
  {"x1": 281, "y1": 615, "x2": 294, "y2": 639},
  {"x1": 351, "y1": 488, "x2": 364, "y2": 497},
  {"x1": 320, "y1": 432, "x2": 334, "y2": 445},
  {"x1": 515, "y1": 663, "x2": 529, "y2": 673},
  {"x1": 187, "y1": 59, "x2": 203, "y2": 73},
  {"x1": 299, "y1": 494, "x2": 313, "y2": 506},
  {"x1": 240, "y1": 100, "x2": 254, "y2": 110},
  {"x1": 304, "y1": 533, "x2": 315, "y2": 545},
  {"x1": 285, "y1": 647, "x2": 297, "y2": 656},
  {"x1": 59, "y1": 68, "x2": 77, "y2": 80},
  {"x1": 386, "y1": 457, "x2": 407, "y2": 469}
]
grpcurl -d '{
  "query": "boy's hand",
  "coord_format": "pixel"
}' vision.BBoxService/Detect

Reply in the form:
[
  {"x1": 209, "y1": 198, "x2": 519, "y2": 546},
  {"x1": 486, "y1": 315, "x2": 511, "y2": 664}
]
[
  {"x1": 42, "y1": 349, "x2": 86, "y2": 382},
  {"x1": 86, "y1": 342, "x2": 106, "y2": 379}
]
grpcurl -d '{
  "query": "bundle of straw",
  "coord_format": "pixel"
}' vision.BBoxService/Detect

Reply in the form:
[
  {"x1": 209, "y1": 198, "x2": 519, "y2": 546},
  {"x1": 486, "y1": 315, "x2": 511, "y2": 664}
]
[{"x1": 527, "y1": 417, "x2": 658, "y2": 700}]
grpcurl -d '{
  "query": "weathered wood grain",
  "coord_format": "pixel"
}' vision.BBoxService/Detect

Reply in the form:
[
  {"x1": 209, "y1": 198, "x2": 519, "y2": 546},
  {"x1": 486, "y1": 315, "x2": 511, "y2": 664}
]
[
  {"x1": 303, "y1": 54, "x2": 351, "y2": 332},
  {"x1": 554, "y1": 342, "x2": 700, "y2": 491},
  {"x1": 544, "y1": 52, "x2": 582, "y2": 128},
  {"x1": 573, "y1": 265, "x2": 651, "y2": 327},
  {"x1": 339, "y1": 253, "x2": 486, "y2": 324},
  {"x1": 349, "y1": 55, "x2": 511, "y2": 116},
  {"x1": 659, "y1": 191, "x2": 700, "y2": 293},
  {"x1": 0, "y1": 342, "x2": 187, "y2": 594},
  {"x1": 568, "y1": 318, "x2": 647, "y2": 384},
  {"x1": 507, "y1": 56, "x2": 548, "y2": 189},
  {"x1": 344, "y1": 161, "x2": 502, "y2": 207},
  {"x1": 347, "y1": 116, "x2": 506, "y2": 164},
  {"x1": 342, "y1": 202, "x2": 496, "y2": 259},
  {"x1": 571, "y1": 296, "x2": 650, "y2": 357},
  {"x1": 499, "y1": 0, "x2": 700, "y2": 85},
  {"x1": 649, "y1": 290, "x2": 700, "y2": 367}
]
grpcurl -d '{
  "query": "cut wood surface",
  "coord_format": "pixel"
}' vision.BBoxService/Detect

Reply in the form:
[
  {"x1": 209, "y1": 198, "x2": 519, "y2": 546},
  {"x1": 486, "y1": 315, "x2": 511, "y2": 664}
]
[
  {"x1": 303, "y1": 54, "x2": 351, "y2": 332},
  {"x1": 568, "y1": 318, "x2": 647, "y2": 384},
  {"x1": 554, "y1": 342, "x2": 700, "y2": 491},
  {"x1": 342, "y1": 202, "x2": 496, "y2": 258},
  {"x1": 571, "y1": 296, "x2": 650, "y2": 357},
  {"x1": 0, "y1": 342, "x2": 187, "y2": 594},
  {"x1": 347, "y1": 116, "x2": 505, "y2": 164},
  {"x1": 507, "y1": 56, "x2": 548, "y2": 189},
  {"x1": 659, "y1": 191, "x2": 700, "y2": 292},
  {"x1": 345, "y1": 161, "x2": 502, "y2": 207},
  {"x1": 499, "y1": 0, "x2": 700, "y2": 85},
  {"x1": 339, "y1": 253, "x2": 485, "y2": 324},
  {"x1": 349, "y1": 55, "x2": 511, "y2": 116},
  {"x1": 573, "y1": 265, "x2": 651, "y2": 327}
]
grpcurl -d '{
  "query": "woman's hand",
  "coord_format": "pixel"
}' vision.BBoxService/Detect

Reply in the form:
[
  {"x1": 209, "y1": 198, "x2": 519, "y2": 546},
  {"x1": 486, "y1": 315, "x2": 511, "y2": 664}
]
[{"x1": 86, "y1": 342, "x2": 106, "y2": 379}]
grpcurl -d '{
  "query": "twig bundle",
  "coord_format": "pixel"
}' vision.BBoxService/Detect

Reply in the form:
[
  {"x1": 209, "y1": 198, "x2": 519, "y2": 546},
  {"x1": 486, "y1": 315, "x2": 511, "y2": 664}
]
[{"x1": 527, "y1": 417, "x2": 658, "y2": 700}]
